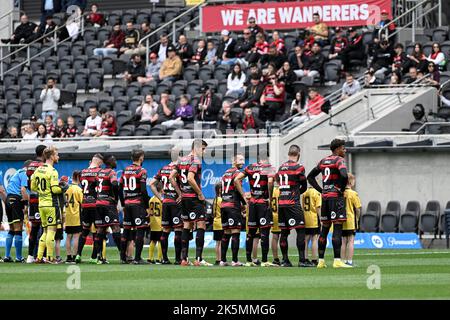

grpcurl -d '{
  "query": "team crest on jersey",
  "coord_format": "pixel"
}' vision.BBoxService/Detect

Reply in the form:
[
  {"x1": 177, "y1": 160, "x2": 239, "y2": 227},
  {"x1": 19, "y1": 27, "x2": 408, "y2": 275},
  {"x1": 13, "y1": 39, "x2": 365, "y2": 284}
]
[
  {"x1": 105, "y1": 216, "x2": 110, "y2": 223},
  {"x1": 48, "y1": 217, "x2": 53, "y2": 223},
  {"x1": 331, "y1": 211, "x2": 336, "y2": 219},
  {"x1": 135, "y1": 218, "x2": 142, "y2": 225},
  {"x1": 260, "y1": 218, "x2": 267, "y2": 225},
  {"x1": 189, "y1": 212, "x2": 196, "y2": 219},
  {"x1": 228, "y1": 218, "x2": 234, "y2": 226},
  {"x1": 35, "y1": 213, "x2": 40, "y2": 219},
  {"x1": 288, "y1": 219, "x2": 295, "y2": 226},
  {"x1": 173, "y1": 217, "x2": 180, "y2": 224}
]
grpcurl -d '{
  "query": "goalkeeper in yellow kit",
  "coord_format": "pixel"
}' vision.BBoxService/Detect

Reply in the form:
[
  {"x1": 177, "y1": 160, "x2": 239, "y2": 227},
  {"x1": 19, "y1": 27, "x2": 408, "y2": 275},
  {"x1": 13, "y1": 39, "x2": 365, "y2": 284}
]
[{"x1": 31, "y1": 146, "x2": 69, "y2": 263}]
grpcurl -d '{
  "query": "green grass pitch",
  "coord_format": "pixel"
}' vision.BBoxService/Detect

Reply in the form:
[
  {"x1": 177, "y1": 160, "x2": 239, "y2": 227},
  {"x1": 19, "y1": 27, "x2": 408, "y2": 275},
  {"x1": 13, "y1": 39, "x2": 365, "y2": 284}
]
[{"x1": 1, "y1": 248, "x2": 450, "y2": 299}]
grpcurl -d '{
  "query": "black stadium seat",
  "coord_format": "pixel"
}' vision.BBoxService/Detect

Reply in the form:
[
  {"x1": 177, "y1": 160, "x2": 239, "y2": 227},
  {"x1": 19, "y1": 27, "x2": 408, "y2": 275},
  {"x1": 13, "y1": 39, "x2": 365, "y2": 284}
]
[
  {"x1": 74, "y1": 69, "x2": 90, "y2": 92},
  {"x1": 127, "y1": 82, "x2": 141, "y2": 98},
  {"x1": 380, "y1": 201, "x2": 401, "y2": 232},
  {"x1": 360, "y1": 201, "x2": 381, "y2": 232},
  {"x1": 419, "y1": 201, "x2": 440, "y2": 236},
  {"x1": 88, "y1": 68, "x2": 104, "y2": 90},
  {"x1": 19, "y1": 85, "x2": 33, "y2": 101},
  {"x1": 113, "y1": 96, "x2": 129, "y2": 113},
  {"x1": 134, "y1": 124, "x2": 151, "y2": 136},
  {"x1": 440, "y1": 201, "x2": 450, "y2": 236},
  {"x1": 117, "y1": 110, "x2": 132, "y2": 127},
  {"x1": 399, "y1": 201, "x2": 420, "y2": 233},
  {"x1": 118, "y1": 124, "x2": 135, "y2": 136}
]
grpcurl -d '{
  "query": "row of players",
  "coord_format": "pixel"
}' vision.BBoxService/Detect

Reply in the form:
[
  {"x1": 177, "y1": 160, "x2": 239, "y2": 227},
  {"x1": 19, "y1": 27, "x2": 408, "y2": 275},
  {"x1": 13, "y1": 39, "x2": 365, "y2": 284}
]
[{"x1": 2, "y1": 138, "x2": 361, "y2": 268}]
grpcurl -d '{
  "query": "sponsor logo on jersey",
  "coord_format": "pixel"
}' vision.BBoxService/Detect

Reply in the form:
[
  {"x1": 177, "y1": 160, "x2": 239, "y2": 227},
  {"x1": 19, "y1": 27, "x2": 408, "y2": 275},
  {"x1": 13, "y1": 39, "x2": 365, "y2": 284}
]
[{"x1": 288, "y1": 218, "x2": 295, "y2": 226}]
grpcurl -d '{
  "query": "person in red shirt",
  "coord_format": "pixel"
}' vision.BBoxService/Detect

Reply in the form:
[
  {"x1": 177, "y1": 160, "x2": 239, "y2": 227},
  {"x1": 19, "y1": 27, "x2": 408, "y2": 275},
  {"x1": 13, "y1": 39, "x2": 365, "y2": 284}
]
[
  {"x1": 260, "y1": 73, "x2": 285, "y2": 122},
  {"x1": 97, "y1": 113, "x2": 117, "y2": 137},
  {"x1": 306, "y1": 88, "x2": 325, "y2": 116},
  {"x1": 86, "y1": 4, "x2": 105, "y2": 27},
  {"x1": 93, "y1": 23, "x2": 124, "y2": 57},
  {"x1": 240, "y1": 106, "x2": 261, "y2": 132},
  {"x1": 271, "y1": 31, "x2": 286, "y2": 56},
  {"x1": 247, "y1": 32, "x2": 269, "y2": 65}
]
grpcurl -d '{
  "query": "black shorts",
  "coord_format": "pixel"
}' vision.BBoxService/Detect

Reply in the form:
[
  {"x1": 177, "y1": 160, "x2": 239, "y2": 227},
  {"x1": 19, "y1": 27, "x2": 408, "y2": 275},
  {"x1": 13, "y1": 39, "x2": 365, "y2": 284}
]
[
  {"x1": 181, "y1": 198, "x2": 206, "y2": 222},
  {"x1": 81, "y1": 207, "x2": 97, "y2": 229},
  {"x1": 150, "y1": 231, "x2": 162, "y2": 242},
  {"x1": 55, "y1": 228, "x2": 64, "y2": 240},
  {"x1": 95, "y1": 205, "x2": 120, "y2": 227},
  {"x1": 342, "y1": 230, "x2": 356, "y2": 237},
  {"x1": 221, "y1": 207, "x2": 243, "y2": 229},
  {"x1": 65, "y1": 226, "x2": 82, "y2": 234},
  {"x1": 248, "y1": 202, "x2": 272, "y2": 229},
  {"x1": 321, "y1": 197, "x2": 346, "y2": 223},
  {"x1": 28, "y1": 203, "x2": 41, "y2": 223},
  {"x1": 305, "y1": 227, "x2": 320, "y2": 235},
  {"x1": 123, "y1": 205, "x2": 149, "y2": 229},
  {"x1": 161, "y1": 202, "x2": 183, "y2": 228},
  {"x1": 213, "y1": 229, "x2": 224, "y2": 241},
  {"x1": 278, "y1": 205, "x2": 305, "y2": 230},
  {"x1": 5, "y1": 195, "x2": 24, "y2": 224}
]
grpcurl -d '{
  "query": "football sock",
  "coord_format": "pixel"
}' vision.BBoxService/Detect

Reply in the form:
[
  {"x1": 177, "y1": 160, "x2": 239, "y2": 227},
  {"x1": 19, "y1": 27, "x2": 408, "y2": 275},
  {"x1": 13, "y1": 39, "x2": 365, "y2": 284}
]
[
  {"x1": 296, "y1": 228, "x2": 306, "y2": 262},
  {"x1": 246, "y1": 228, "x2": 257, "y2": 262},
  {"x1": 157, "y1": 242, "x2": 162, "y2": 261},
  {"x1": 181, "y1": 228, "x2": 190, "y2": 260},
  {"x1": 280, "y1": 229, "x2": 290, "y2": 261},
  {"x1": 260, "y1": 228, "x2": 270, "y2": 263},
  {"x1": 77, "y1": 228, "x2": 90, "y2": 256},
  {"x1": 120, "y1": 229, "x2": 131, "y2": 261},
  {"x1": 37, "y1": 230, "x2": 47, "y2": 259},
  {"x1": 112, "y1": 232, "x2": 121, "y2": 252},
  {"x1": 28, "y1": 224, "x2": 40, "y2": 256},
  {"x1": 332, "y1": 224, "x2": 343, "y2": 259},
  {"x1": 14, "y1": 231, "x2": 23, "y2": 260},
  {"x1": 134, "y1": 229, "x2": 145, "y2": 261},
  {"x1": 221, "y1": 233, "x2": 231, "y2": 262},
  {"x1": 45, "y1": 230, "x2": 56, "y2": 259},
  {"x1": 94, "y1": 233, "x2": 103, "y2": 259},
  {"x1": 5, "y1": 231, "x2": 14, "y2": 258},
  {"x1": 103, "y1": 239, "x2": 107, "y2": 259},
  {"x1": 231, "y1": 233, "x2": 240, "y2": 263},
  {"x1": 174, "y1": 231, "x2": 182, "y2": 261},
  {"x1": 91, "y1": 233, "x2": 99, "y2": 259},
  {"x1": 160, "y1": 232, "x2": 169, "y2": 260},
  {"x1": 195, "y1": 228, "x2": 205, "y2": 261},
  {"x1": 318, "y1": 225, "x2": 331, "y2": 259},
  {"x1": 149, "y1": 241, "x2": 156, "y2": 260}
]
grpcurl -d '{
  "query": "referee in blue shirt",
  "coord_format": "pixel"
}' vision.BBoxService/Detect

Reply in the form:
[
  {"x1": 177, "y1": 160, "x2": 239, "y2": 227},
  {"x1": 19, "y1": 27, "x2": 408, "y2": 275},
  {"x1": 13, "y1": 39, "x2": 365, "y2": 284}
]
[{"x1": 3, "y1": 160, "x2": 32, "y2": 263}]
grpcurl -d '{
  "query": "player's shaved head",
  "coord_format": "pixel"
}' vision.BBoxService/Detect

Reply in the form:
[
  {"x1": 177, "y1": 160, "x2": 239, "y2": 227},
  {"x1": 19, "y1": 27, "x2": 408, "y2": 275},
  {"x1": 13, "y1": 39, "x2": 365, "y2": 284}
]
[
  {"x1": 104, "y1": 154, "x2": 117, "y2": 168},
  {"x1": 288, "y1": 144, "x2": 301, "y2": 157},
  {"x1": 132, "y1": 149, "x2": 145, "y2": 162},
  {"x1": 35, "y1": 145, "x2": 47, "y2": 157}
]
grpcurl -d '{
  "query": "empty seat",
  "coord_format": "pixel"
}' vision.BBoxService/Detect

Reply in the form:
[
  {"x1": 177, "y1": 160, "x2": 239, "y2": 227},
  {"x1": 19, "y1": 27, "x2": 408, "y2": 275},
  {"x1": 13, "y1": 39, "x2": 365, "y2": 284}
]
[
  {"x1": 134, "y1": 124, "x2": 151, "y2": 136},
  {"x1": 380, "y1": 201, "x2": 401, "y2": 232},
  {"x1": 88, "y1": 68, "x2": 104, "y2": 90},
  {"x1": 7, "y1": 113, "x2": 22, "y2": 128},
  {"x1": 198, "y1": 65, "x2": 214, "y2": 82},
  {"x1": 136, "y1": 9, "x2": 150, "y2": 25},
  {"x1": 360, "y1": 201, "x2": 381, "y2": 232},
  {"x1": 21, "y1": 98, "x2": 35, "y2": 119},
  {"x1": 127, "y1": 82, "x2": 141, "y2": 98},
  {"x1": 32, "y1": 70, "x2": 47, "y2": 88},
  {"x1": 58, "y1": 56, "x2": 73, "y2": 70},
  {"x1": 156, "y1": 81, "x2": 172, "y2": 95},
  {"x1": 18, "y1": 71, "x2": 32, "y2": 87},
  {"x1": 83, "y1": 27, "x2": 97, "y2": 42},
  {"x1": 128, "y1": 96, "x2": 143, "y2": 114},
  {"x1": 74, "y1": 69, "x2": 89, "y2": 92},
  {"x1": 19, "y1": 85, "x2": 33, "y2": 101},
  {"x1": 57, "y1": 42, "x2": 71, "y2": 58},
  {"x1": 30, "y1": 57, "x2": 45, "y2": 73},
  {"x1": 85, "y1": 40, "x2": 100, "y2": 57},
  {"x1": 111, "y1": 83, "x2": 126, "y2": 98},
  {"x1": 97, "y1": 26, "x2": 111, "y2": 43},
  {"x1": 102, "y1": 56, "x2": 114, "y2": 75},
  {"x1": 73, "y1": 55, "x2": 88, "y2": 69},
  {"x1": 420, "y1": 201, "x2": 440, "y2": 236},
  {"x1": 61, "y1": 69, "x2": 75, "y2": 88},
  {"x1": 324, "y1": 61, "x2": 340, "y2": 82},
  {"x1": 113, "y1": 96, "x2": 129, "y2": 112},
  {"x1": 5, "y1": 85, "x2": 19, "y2": 101},
  {"x1": 118, "y1": 124, "x2": 135, "y2": 136},
  {"x1": 218, "y1": 79, "x2": 228, "y2": 95},
  {"x1": 117, "y1": 110, "x2": 132, "y2": 127},
  {"x1": 440, "y1": 201, "x2": 450, "y2": 235},
  {"x1": 214, "y1": 65, "x2": 230, "y2": 81},
  {"x1": 98, "y1": 96, "x2": 113, "y2": 111},
  {"x1": 6, "y1": 99, "x2": 20, "y2": 115},
  {"x1": 3, "y1": 72, "x2": 18, "y2": 87},
  {"x1": 71, "y1": 41, "x2": 86, "y2": 57},
  {"x1": 150, "y1": 124, "x2": 166, "y2": 136},
  {"x1": 141, "y1": 82, "x2": 156, "y2": 96},
  {"x1": 44, "y1": 56, "x2": 58, "y2": 72},
  {"x1": 399, "y1": 201, "x2": 420, "y2": 233},
  {"x1": 183, "y1": 65, "x2": 199, "y2": 81},
  {"x1": 83, "y1": 97, "x2": 98, "y2": 112},
  {"x1": 87, "y1": 55, "x2": 102, "y2": 70},
  {"x1": 432, "y1": 27, "x2": 448, "y2": 42},
  {"x1": 187, "y1": 79, "x2": 203, "y2": 96},
  {"x1": 171, "y1": 80, "x2": 187, "y2": 96},
  {"x1": 122, "y1": 9, "x2": 137, "y2": 24}
]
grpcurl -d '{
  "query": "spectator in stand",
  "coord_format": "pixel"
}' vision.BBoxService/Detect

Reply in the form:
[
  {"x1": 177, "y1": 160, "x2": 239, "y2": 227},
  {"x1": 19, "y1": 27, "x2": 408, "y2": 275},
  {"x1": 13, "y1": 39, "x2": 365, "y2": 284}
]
[
  {"x1": 62, "y1": 0, "x2": 87, "y2": 12},
  {"x1": 162, "y1": 95, "x2": 193, "y2": 128},
  {"x1": 306, "y1": 13, "x2": 329, "y2": 46},
  {"x1": 40, "y1": 0, "x2": 61, "y2": 25},
  {"x1": 97, "y1": 112, "x2": 117, "y2": 137},
  {"x1": 45, "y1": 115, "x2": 56, "y2": 137},
  {"x1": 124, "y1": 54, "x2": 145, "y2": 83},
  {"x1": 341, "y1": 73, "x2": 361, "y2": 101},
  {"x1": 65, "y1": 116, "x2": 78, "y2": 137},
  {"x1": 152, "y1": 33, "x2": 169, "y2": 63},
  {"x1": 235, "y1": 29, "x2": 255, "y2": 66},
  {"x1": 328, "y1": 27, "x2": 348, "y2": 64},
  {"x1": 271, "y1": 31, "x2": 286, "y2": 56},
  {"x1": 392, "y1": 43, "x2": 410, "y2": 76},
  {"x1": 36, "y1": 124, "x2": 53, "y2": 143},
  {"x1": 290, "y1": 46, "x2": 308, "y2": 76},
  {"x1": 138, "y1": 52, "x2": 161, "y2": 84},
  {"x1": 406, "y1": 43, "x2": 428, "y2": 73},
  {"x1": 247, "y1": 17, "x2": 264, "y2": 41},
  {"x1": 364, "y1": 68, "x2": 382, "y2": 86},
  {"x1": 205, "y1": 40, "x2": 217, "y2": 66},
  {"x1": 226, "y1": 63, "x2": 246, "y2": 97},
  {"x1": 139, "y1": 22, "x2": 157, "y2": 53},
  {"x1": 31, "y1": 15, "x2": 57, "y2": 44},
  {"x1": 239, "y1": 106, "x2": 261, "y2": 132},
  {"x1": 120, "y1": 21, "x2": 140, "y2": 55},
  {"x1": 54, "y1": 117, "x2": 67, "y2": 138},
  {"x1": 236, "y1": 73, "x2": 264, "y2": 109},
  {"x1": 176, "y1": 34, "x2": 194, "y2": 67},
  {"x1": 427, "y1": 43, "x2": 447, "y2": 71},
  {"x1": 294, "y1": 42, "x2": 324, "y2": 80},
  {"x1": 94, "y1": 23, "x2": 124, "y2": 57},
  {"x1": 340, "y1": 27, "x2": 364, "y2": 72},
  {"x1": 370, "y1": 39, "x2": 394, "y2": 80},
  {"x1": 373, "y1": 9, "x2": 396, "y2": 45},
  {"x1": 86, "y1": 3, "x2": 105, "y2": 27},
  {"x1": 159, "y1": 45, "x2": 182, "y2": 82},
  {"x1": 6, "y1": 126, "x2": 20, "y2": 140},
  {"x1": 135, "y1": 94, "x2": 159, "y2": 125},
  {"x1": 196, "y1": 86, "x2": 221, "y2": 122},
  {"x1": 245, "y1": 63, "x2": 262, "y2": 86},
  {"x1": 22, "y1": 124, "x2": 38, "y2": 141},
  {"x1": 423, "y1": 62, "x2": 440, "y2": 86},
  {"x1": 218, "y1": 100, "x2": 241, "y2": 132},
  {"x1": 215, "y1": 29, "x2": 237, "y2": 65},
  {"x1": 262, "y1": 63, "x2": 277, "y2": 82},
  {"x1": 190, "y1": 39, "x2": 207, "y2": 66},
  {"x1": 260, "y1": 73, "x2": 285, "y2": 122},
  {"x1": 389, "y1": 71, "x2": 402, "y2": 84},
  {"x1": 247, "y1": 32, "x2": 269, "y2": 65},
  {"x1": 277, "y1": 61, "x2": 297, "y2": 97},
  {"x1": 290, "y1": 90, "x2": 308, "y2": 119},
  {"x1": 82, "y1": 106, "x2": 102, "y2": 137},
  {"x1": 306, "y1": 88, "x2": 324, "y2": 116},
  {"x1": 403, "y1": 66, "x2": 419, "y2": 84},
  {"x1": 1, "y1": 15, "x2": 37, "y2": 45},
  {"x1": 40, "y1": 77, "x2": 60, "y2": 123},
  {"x1": 262, "y1": 45, "x2": 286, "y2": 70},
  {"x1": 155, "y1": 92, "x2": 175, "y2": 124}
]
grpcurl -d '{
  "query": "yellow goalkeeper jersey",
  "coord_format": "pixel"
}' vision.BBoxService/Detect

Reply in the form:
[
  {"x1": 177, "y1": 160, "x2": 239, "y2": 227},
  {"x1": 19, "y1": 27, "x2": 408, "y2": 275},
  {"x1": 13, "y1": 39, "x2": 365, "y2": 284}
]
[{"x1": 149, "y1": 196, "x2": 162, "y2": 232}]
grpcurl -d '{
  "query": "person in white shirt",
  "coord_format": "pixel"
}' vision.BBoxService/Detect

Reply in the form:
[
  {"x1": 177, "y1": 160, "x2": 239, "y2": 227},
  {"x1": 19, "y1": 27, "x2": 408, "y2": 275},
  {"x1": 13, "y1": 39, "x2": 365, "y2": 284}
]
[
  {"x1": 82, "y1": 106, "x2": 102, "y2": 136},
  {"x1": 427, "y1": 43, "x2": 446, "y2": 71},
  {"x1": 39, "y1": 77, "x2": 60, "y2": 123},
  {"x1": 21, "y1": 124, "x2": 38, "y2": 141},
  {"x1": 226, "y1": 63, "x2": 246, "y2": 97},
  {"x1": 341, "y1": 73, "x2": 361, "y2": 101},
  {"x1": 135, "y1": 95, "x2": 159, "y2": 124},
  {"x1": 36, "y1": 123, "x2": 53, "y2": 143}
]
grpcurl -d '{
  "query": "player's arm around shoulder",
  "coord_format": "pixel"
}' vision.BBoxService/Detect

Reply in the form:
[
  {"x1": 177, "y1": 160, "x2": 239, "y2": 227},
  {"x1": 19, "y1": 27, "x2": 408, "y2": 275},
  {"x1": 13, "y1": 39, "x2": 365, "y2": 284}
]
[{"x1": 30, "y1": 171, "x2": 38, "y2": 192}]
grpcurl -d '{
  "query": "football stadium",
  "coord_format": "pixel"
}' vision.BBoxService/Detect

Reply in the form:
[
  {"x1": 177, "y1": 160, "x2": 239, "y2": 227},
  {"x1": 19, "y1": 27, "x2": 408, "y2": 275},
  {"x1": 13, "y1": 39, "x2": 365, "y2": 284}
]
[{"x1": 0, "y1": 0, "x2": 449, "y2": 301}]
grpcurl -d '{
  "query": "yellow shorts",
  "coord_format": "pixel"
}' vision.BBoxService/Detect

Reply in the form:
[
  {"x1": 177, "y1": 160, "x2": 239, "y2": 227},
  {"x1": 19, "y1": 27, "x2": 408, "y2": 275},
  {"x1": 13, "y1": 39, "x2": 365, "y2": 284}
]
[{"x1": 39, "y1": 206, "x2": 61, "y2": 228}]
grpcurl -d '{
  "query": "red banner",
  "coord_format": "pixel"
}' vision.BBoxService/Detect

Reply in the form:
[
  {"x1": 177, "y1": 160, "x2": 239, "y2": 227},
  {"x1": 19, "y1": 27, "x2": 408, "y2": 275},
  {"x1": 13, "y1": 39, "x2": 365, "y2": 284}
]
[{"x1": 201, "y1": 0, "x2": 391, "y2": 32}]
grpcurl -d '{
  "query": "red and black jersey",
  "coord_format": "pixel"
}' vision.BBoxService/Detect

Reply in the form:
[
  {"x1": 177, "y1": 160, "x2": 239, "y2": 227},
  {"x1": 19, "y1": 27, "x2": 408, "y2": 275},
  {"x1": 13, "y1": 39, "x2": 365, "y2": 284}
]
[
  {"x1": 154, "y1": 162, "x2": 177, "y2": 203},
  {"x1": 120, "y1": 164, "x2": 148, "y2": 206},
  {"x1": 80, "y1": 166, "x2": 102, "y2": 208},
  {"x1": 316, "y1": 155, "x2": 347, "y2": 199},
  {"x1": 276, "y1": 160, "x2": 307, "y2": 207},
  {"x1": 96, "y1": 168, "x2": 118, "y2": 206},
  {"x1": 26, "y1": 159, "x2": 44, "y2": 204},
  {"x1": 244, "y1": 162, "x2": 275, "y2": 203},
  {"x1": 330, "y1": 36, "x2": 348, "y2": 54},
  {"x1": 220, "y1": 167, "x2": 242, "y2": 209},
  {"x1": 175, "y1": 155, "x2": 202, "y2": 199}
]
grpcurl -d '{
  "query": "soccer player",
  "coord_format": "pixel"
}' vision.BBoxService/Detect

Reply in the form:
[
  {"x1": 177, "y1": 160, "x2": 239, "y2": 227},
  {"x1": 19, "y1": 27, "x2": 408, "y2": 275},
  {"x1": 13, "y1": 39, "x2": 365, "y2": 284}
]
[
  {"x1": 212, "y1": 183, "x2": 223, "y2": 265},
  {"x1": 148, "y1": 182, "x2": 163, "y2": 264},
  {"x1": 95, "y1": 155, "x2": 121, "y2": 264},
  {"x1": 307, "y1": 138, "x2": 351, "y2": 268},
  {"x1": 120, "y1": 149, "x2": 151, "y2": 264},
  {"x1": 169, "y1": 139, "x2": 211, "y2": 266},
  {"x1": 275, "y1": 145, "x2": 308, "y2": 267},
  {"x1": 270, "y1": 182, "x2": 281, "y2": 266},
  {"x1": 342, "y1": 173, "x2": 361, "y2": 266},
  {"x1": 76, "y1": 153, "x2": 104, "y2": 264},
  {"x1": 25, "y1": 145, "x2": 46, "y2": 263},
  {"x1": 31, "y1": 146, "x2": 68, "y2": 263},
  {"x1": 302, "y1": 182, "x2": 322, "y2": 266},
  {"x1": 219, "y1": 153, "x2": 246, "y2": 267},
  {"x1": 150, "y1": 155, "x2": 183, "y2": 264},
  {"x1": 64, "y1": 170, "x2": 83, "y2": 264},
  {"x1": 235, "y1": 153, "x2": 276, "y2": 267},
  {"x1": 3, "y1": 160, "x2": 31, "y2": 263}
]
